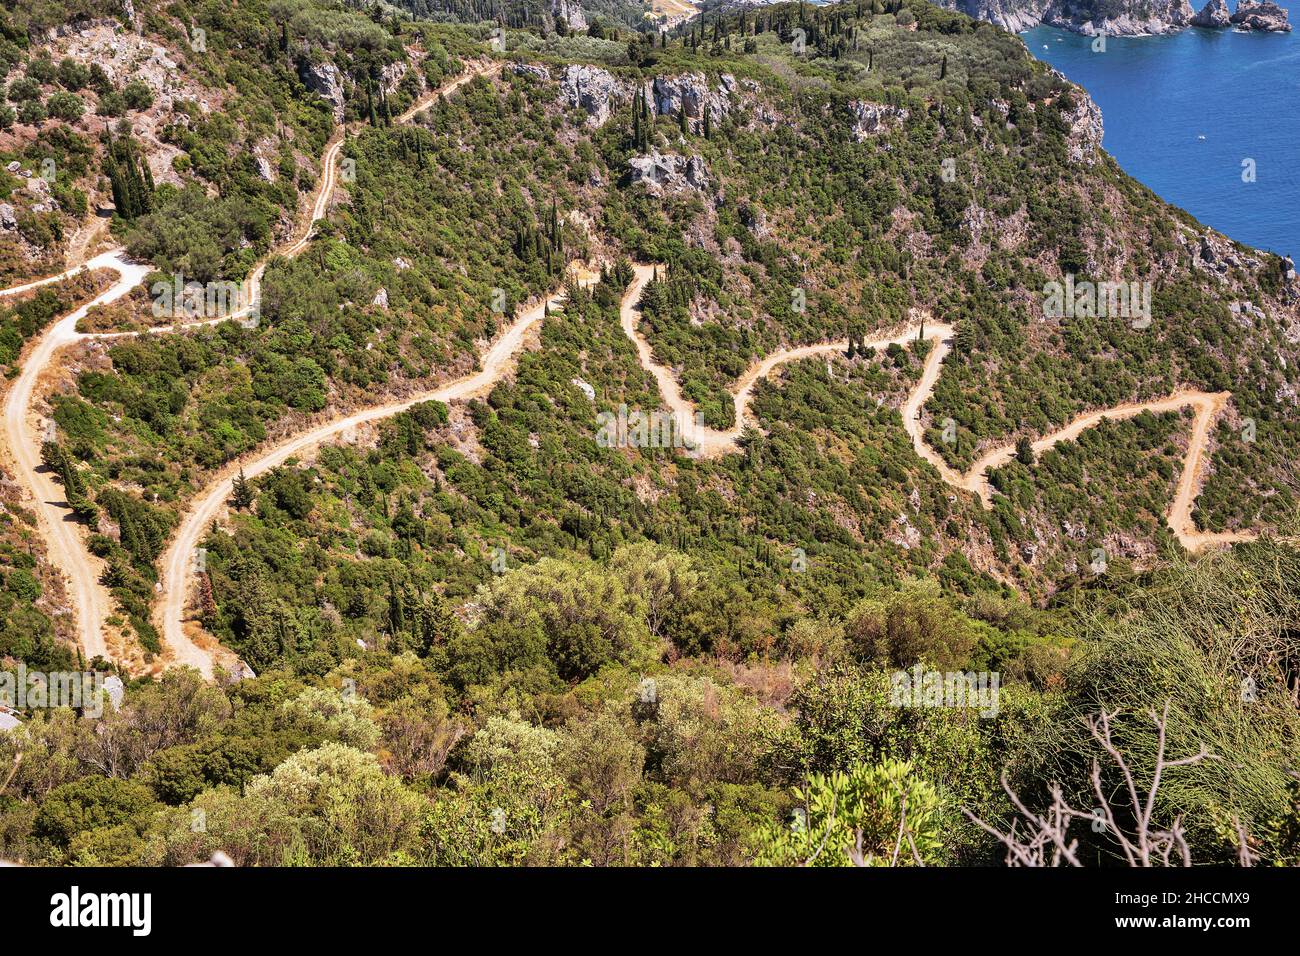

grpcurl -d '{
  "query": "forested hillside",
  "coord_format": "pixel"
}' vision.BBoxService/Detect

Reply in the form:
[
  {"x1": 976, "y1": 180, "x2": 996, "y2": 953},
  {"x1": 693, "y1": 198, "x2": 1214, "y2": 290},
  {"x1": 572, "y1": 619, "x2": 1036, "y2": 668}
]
[{"x1": 1, "y1": 0, "x2": 1298, "y2": 868}]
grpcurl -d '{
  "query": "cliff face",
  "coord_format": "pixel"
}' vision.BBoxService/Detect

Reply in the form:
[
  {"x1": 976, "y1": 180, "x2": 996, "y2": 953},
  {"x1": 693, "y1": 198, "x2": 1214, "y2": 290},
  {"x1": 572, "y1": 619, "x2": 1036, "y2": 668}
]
[
  {"x1": 1191, "y1": 0, "x2": 1231, "y2": 27},
  {"x1": 938, "y1": 0, "x2": 1195, "y2": 35},
  {"x1": 939, "y1": 0, "x2": 1050, "y2": 32},
  {"x1": 1230, "y1": 0, "x2": 1293, "y2": 31}
]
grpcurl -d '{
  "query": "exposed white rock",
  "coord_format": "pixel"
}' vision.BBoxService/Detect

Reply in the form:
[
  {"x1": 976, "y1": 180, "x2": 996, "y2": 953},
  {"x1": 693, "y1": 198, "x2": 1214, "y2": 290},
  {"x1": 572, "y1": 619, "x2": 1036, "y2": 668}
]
[
  {"x1": 380, "y1": 61, "x2": 408, "y2": 96},
  {"x1": 511, "y1": 63, "x2": 552, "y2": 81},
  {"x1": 560, "y1": 64, "x2": 624, "y2": 126},
  {"x1": 652, "y1": 72, "x2": 732, "y2": 131},
  {"x1": 551, "y1": 0, "x2": 588, "y2": 31},
  {"x1": 299, "y1": 60, "x2": 345, "y2": 122},
  {"x1": 848, "y1": 100, "x2": 909, "y2": 141},
  {"x1": 628, "y1": 151, "x2": 710, "y2": 193},
  {"x1": 1191, "y1": 0, "x2": 1231, "y2": 26},
  {"x1": 1231, "y1": 0, "x2": 1292, "y2": 30}
]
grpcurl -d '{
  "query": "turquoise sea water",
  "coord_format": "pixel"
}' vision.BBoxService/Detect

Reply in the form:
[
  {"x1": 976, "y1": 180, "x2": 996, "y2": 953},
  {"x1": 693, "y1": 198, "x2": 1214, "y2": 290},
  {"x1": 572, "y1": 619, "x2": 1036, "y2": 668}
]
[{"x1": 1023, "y1": 10, "x2": 1300, "y2": 256}]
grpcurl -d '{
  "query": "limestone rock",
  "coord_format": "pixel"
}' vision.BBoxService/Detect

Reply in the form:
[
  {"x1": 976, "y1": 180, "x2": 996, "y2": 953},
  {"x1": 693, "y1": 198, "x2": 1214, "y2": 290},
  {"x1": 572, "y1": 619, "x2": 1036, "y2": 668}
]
[
  {"x1": 551, "y1": 0, "x2": 588, "y2": 32},
  {"x1": 380, "y1": 61, "x2": 408, "y2": 96},
  {"x1": 299, "y1": 60, "x2": 345, "y2": 122},
  {"x1": 628, "y1": 151, "x2": 709, "y2": 193},
  {"x1": 936, "y1": 0, "x2": 1195, "y2": 35},
  {"x1": 652, "y1": 72, "x2": 732, "y2": 131},
  {"x1": 511, "y1": 63, "x2": 552, "y2": 81},
  {"x1": 1191, "y1": 0, "x2": 1231, "y2": 27},
  {"x1": 847, "y1": 100, "x2": 909, "y2": 141},
  {"x1": 560, "y1": 64, "x2": 624, "y2": 127},
  {"x1": 1231, "y1": 0, "x2": 1292, "y2": 31}
]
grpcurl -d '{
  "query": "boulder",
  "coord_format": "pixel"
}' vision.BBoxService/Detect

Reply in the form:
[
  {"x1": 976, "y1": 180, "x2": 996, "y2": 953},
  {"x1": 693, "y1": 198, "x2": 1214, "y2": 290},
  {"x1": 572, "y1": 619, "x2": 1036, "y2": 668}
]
[
  {"x1": 560, "y1": 64, "x2": 623, "y2": 126},
  {"x1": 0, "y1": 204, "x2": 15, "y2": 230},
  {"x1": 1191, "y1": 0, "x2": 1231, "y2": 27},
  {"x1": 628, "y1": 151, "x2": 709, "y2": 193},
  {"x1": 1230, "y1": 0, "x2": 1292, "y2": 30},
  {"x1": 299, "y1": 60, "x2": 345, "y2": 122}
]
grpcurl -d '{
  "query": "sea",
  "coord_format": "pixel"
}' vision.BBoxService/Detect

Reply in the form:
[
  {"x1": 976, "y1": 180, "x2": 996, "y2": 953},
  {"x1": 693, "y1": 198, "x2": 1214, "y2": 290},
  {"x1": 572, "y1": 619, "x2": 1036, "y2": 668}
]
[{"x1": 1023, "y1": 6, "x2": 1300, "y2": 256}]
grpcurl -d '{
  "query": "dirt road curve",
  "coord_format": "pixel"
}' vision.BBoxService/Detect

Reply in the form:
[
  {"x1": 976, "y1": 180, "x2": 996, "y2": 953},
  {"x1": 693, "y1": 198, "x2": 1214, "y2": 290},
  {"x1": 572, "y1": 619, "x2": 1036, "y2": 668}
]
[
  {"x1": 0, "y1": 58, "x2": 1266, "y2": 677},
  {"x1": 621, "y1": 264, "x2": 958, "y2": 457},
  {"x1": 158, "y1": 285, "x2": 571, "y2": 677},
  {"x1": 0, "y1": 62, "x2": 501, "y2": 673},
  {"x1": 1, "y1": 252, "x2": 152, "y2": 662}
]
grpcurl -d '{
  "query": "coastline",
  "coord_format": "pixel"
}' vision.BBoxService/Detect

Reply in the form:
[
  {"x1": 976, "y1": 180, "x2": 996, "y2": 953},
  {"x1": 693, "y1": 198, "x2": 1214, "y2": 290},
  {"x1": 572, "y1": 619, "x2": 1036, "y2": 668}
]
[{"x1": 1020, "y1": 17, "x2": 1300, "y2": 255}]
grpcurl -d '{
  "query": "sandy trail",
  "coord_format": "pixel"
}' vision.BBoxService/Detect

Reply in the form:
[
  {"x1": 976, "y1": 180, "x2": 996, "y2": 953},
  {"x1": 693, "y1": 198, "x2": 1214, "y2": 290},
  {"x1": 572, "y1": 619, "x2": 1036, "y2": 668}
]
[
  {"x1": 0, "y1": 57, "x2": 1264, "y2": 676},
  {"x1": 0, "y1": 62, "x2": 501, "y2": 673},
  {"x1": 1, "y1": 251, "x2": 153, "y2": 663},
  {"x1": 157, "y1": 284, "x2": 573, "y2": 677},
  {"x1": 621, "y1": 265, "x2": 1258, "y2": 554}
]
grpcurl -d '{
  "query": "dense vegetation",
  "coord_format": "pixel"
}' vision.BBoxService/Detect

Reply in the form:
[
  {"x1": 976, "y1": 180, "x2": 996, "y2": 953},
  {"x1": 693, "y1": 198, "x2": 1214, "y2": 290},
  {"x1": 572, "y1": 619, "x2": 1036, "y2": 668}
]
[{"x1": 1, "y1": 0, "x2": 1299, "y2": 868}]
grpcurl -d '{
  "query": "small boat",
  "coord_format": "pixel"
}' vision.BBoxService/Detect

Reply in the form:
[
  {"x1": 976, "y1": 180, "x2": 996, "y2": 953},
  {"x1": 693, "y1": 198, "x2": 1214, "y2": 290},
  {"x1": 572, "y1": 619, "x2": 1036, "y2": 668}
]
[{"x1": 1197, "y1": 134, "x2": 1206, "y2": 141}]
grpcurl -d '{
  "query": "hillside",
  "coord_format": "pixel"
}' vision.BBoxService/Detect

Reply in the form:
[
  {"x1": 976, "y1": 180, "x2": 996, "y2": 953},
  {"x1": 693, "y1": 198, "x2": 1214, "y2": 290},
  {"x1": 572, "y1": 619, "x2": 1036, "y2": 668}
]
[{"x1": 0, "y1": 0, "x2": 1297, "y2": 870}]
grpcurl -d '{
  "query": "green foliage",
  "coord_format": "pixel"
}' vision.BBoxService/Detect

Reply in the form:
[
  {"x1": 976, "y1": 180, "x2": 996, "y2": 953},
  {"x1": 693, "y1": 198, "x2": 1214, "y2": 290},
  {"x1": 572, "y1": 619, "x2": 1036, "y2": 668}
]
[{"x1": 754, "y1": 759, "x2": 947, "y2": 866}]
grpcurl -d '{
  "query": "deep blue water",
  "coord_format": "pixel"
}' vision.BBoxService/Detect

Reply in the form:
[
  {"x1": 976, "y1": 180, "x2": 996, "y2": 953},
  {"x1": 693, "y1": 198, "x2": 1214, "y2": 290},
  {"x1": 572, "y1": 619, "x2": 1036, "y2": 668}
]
[{"x1": 1024, "y1": 9, "x2": 1300, "y2": 256}]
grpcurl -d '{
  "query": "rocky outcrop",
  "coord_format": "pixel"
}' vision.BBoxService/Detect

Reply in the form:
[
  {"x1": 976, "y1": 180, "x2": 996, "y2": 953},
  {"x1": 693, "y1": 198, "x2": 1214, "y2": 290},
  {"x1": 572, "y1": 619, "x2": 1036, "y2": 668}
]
[
  {"x1": 738, "y1": 202, "x2": 768, "y2": 237},
  {"x1": 560, "y1": 65, "x2": 624, "y2": 126},
  {"x1": 551, "y1": 0, "x2": 588, "y2": 31},
  {"x1": 511, "y1": 63, "x2": 552, "y2": 81},
  {"x1": 1192, "y1": 229, "x2": 1265, "y2": 279},
  {"x1": 628, "y1": 152, "x2": 710, "y2": 193},
  {"x1": 0, "y1": 204, "x2": 15, "y2": 231},
  {"x1": 299, "y1": 60, "x2": 345, "y2": 122},
  {"x1": 379, "y1": 61, "x2": 408, "y2": 97},
  {"x1": 651, "y1": 72, "x2": 734, "y2": 131},
  {"x1": 937, "y1": 0, "x2": 1048, "y2": 32},
  {"x1": 45, "y1": 17, "x2": 119, "y2": 40},
  {"x1": 937, "y1": 0, "x2": 1195, "y2": 35},
  {"x1": 1048, "y1": 69, "x2": 1105, "y2": 164},
  {"x1": 847, "y1": 100, "x2": 909, "y2": 141},
  {"x1": 1230, "y1": 0, "x2": 1292, "y2": 31},
  {"x1": 1191, "y1": 0, "x2": 1231, "y2": 27}
]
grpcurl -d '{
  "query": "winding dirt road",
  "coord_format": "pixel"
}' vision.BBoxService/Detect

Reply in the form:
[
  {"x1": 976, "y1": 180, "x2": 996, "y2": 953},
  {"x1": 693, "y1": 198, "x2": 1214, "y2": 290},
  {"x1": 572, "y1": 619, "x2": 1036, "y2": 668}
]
[
  {"x1": 0, "y1": 62, "x2": 501, "y2": 672},
  {"x1": 620, "y1": 265, "x2": 1258, "y2": 553},
  {"x1": 157, "y1": 260, "x2": 1268, "y2": 674},
  {"x1": 0, "y1": 57, "x2": 1267, "y2": 677},
  {"x1": 157, "y1": 283, "x2": 572, "y2": 677},
  {"x1": 1, "y1": 252, "x2": 152, "y2": 662}
]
